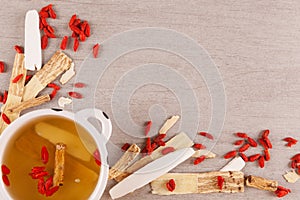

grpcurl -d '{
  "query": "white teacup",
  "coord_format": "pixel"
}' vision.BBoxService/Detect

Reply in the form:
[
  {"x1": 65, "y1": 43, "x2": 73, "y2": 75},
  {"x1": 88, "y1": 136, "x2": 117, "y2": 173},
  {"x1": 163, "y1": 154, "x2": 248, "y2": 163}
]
[{"x1": 0, "y1": 108, "x2": 112, "y2": 199}]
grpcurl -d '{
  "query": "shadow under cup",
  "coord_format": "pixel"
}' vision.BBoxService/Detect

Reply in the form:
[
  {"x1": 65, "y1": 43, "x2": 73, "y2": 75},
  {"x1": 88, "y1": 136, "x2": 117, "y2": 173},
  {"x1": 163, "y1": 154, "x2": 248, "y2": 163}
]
[{"x1": 0, "y1": 109, "x2": 110, "y2": 200}]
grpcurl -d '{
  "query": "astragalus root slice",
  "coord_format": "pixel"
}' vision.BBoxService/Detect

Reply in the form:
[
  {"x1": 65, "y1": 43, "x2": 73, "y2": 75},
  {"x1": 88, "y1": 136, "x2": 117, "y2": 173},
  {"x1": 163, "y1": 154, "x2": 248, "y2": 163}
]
[
  {"x1": 220, "y1": 156, "x2": 245, "y2": 172},
  {"x1": 283, "y1": 170, "x2": 300, "y2": 183},
  {"x1": 109, "y1": 144, "x2": 140, "y2": 180},
  {"x1": 151, "y1": 171, "x2": 244, "y2": 195},
  {"x1": 245, "y1": 175, "x2": 278, "y2": 192},
  {"x1": 58, "y1": 96, "x2": 72, "y2": 108},
  {"x1": 114, "y1": 132, "x2": 194, "y2": 182},
  {"x1": 0, "y1": 53, "x2": 26, "y2": 134},
  {"x1": 59, "y1": 62, "x2": 75, "y2": 84},
  {"x1": 192, "y1": 149, "x2": 216, "y2": 159},
  {"x1": 53, "y1": 143, "x2": 66, "y2": 186},
  {"x1": 23, "y1": 50, "x2": 72, "y2": 101},
  {"x1": 159, "y1": 115, "x2": 180, "y2": 134}
]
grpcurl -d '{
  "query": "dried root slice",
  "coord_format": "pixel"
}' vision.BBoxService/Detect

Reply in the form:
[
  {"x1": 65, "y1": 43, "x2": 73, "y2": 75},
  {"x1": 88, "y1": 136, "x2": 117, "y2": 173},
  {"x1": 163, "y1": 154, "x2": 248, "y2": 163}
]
[
  {"x1": 58, "y1": 96, "x2": 72, "y2": 108},
  {"x1": 192, "y1": 149, "x2": 216, "y2": 158},
  {"x1": 0, "y1": 53, "x2": 26, "y2": 134},
  {"x1": 60, "y1": 62, "x2": 75, "y2": 84},
  {"x1": 283, "y1": 170, "x2": 300, "y2": 183},
  {"x1": 23, "y1": 51, "x2": 72, "y2": 101},
  {"x1": 53, "y1": 143, "x2": 66, "y2": 186},
  {"x1": 151, "y1": 171, "x2": 244, "y2": 195},
  {"x1": 245, "y1": 175, "x2": 278, "y2": 192},
  {"x1": 6, "y1": 95, "x2": 50, "y2": 113},
  {"x1": 109, "y1": 144, "x2": 140, "y2": 180},
  {"x1": 114, "y1": 132, "x2": 194, "y2": 182},
  {"x1": 159, "y1": 115, "x2": 180, "y2": 134}
]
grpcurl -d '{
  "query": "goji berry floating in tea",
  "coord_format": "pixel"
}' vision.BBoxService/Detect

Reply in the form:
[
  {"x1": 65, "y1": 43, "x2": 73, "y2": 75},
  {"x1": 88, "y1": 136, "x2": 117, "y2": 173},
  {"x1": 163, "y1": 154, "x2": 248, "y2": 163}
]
[
  {"x1": 68, "y1": 91, "x2": 83, "y2": 99},
  {"x1": 41, "y1": 146, "x2": 49, "y2": 164},
  {"x1": 2, "y1": 175, "x2": 10, "y2": 186},
  {"x1": 45, "y1": 186, "x2": 59, "y2": 197},
  {"x1": 1, "y1": 164, "x2": 10, "y2": 175},
  {"x1": 166, "y1": 179, "x2": 176, "y2": 192},
  {"x1": 199, "y1": 132, "x2": 214, "y2": 140}
]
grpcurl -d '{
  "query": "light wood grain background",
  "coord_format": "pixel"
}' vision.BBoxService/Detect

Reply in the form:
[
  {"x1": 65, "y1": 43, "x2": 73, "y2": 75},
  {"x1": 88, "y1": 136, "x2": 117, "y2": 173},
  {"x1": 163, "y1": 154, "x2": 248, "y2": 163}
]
[{"x1": 1, "y1": 0, "x2": 300, "y2": 199}]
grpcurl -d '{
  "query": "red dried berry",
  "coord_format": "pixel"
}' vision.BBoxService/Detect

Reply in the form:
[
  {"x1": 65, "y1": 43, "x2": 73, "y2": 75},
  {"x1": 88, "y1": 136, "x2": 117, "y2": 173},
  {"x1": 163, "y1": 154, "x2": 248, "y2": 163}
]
[
  {"x1": 239, "y1": 144, "x2": 250, "y2": 152},
  {"x1": 248, "y1": 154, "x2": 261, "y2": 162},
  {"x1": 49, "y1": 89, "x2": 58, "y2": 100},
  {"x1": 85, "y1": 23, "x2": 91, "y2": 37},
  {"x1": 69, "y1": 14, "x2": 77, "y2": 27},
  {"x1": 145, "y1": 121, "x2": 152, "y2": 136},
  {"x1": 38, "y1": 178, "x2": 45, "y2": 194},
  {"x1": 73, "y1": 38, "x2": 79, "y2": 52},
  {"x1": 236, "y1": 132, "x2": 248, "y2": 138},
  {"x1": 93, "y1": 43, "x2": 100, "y2": 58},
  {"x1": 41, "y1": 146, "x2": 49, "y2": 164},
  {"x1": 217, "y1": 176, "x2": 225, "y2": 190},
  {"x1": 2, "y1": 113, "x2": 11, "y2": 125},
  {"x1": 41, "y1": 35, "x2": 48, "y2": 50},
  {"x1": 14, "y1": 45, "x2": 23, "y2": 53},
  {"x1": 161, "y1": 147, "x2": 175, "y2": 155},
  {"x1": 43, "y1": 28, "x2": 56, "y2": 38},
  {"x1": 121, "y1": 143, "x2": 131, "y2": 151},
  {"x1": 47, "y1": 83, "x2": 60, "y2": 90},
  {"x1": 0, "y1": 61, "x2": 5, "y2": 73},
  {"x1": 258, "y1": 138, "x2": 269, "y2": 150},
  {"x1": 199, "y1": 132, "x2": 214, "y2": 140},
  {"x1": 44, "y1": 176, "x2": 53, "y2": 191},
  {"x1": 68, "y1": 91, "x2": 83, "y2": 99},
  {"x1": 194, "y1": 155, "x2": 206, "y2": 165},
  {"x1": 262, "y1": 130, "x2": 270, "y2": 138},
  {"x1": 239, "y1": 153, "x2": 248, "y2": 162},
  {"x1": 193, "y1": 143, "x2": 206, "y2": 149},
  {"x1": 264, "y1": 137, "x2": 272, "y2": 149},
  {"x1": 224, "y1": 150, "x2": 237, "y2": 159},
  {"x1": 247, "y1": 137, "x2": 258, "y2": 147},
  {"x1": 12, "y1": 74, "x2": 24, "y2": 83},
  {"x1": 60, "y1": 36, "x2": 68, "y2": 50},
  {"x1": 258, "y1": 156, "x2": 265, "y2": 168},
  {"x1": 166, "y1": 179, "x2": 176, "y2": 192},
  {"x1": 74, "y1": 82, "x2": 86, "y2": 88},
  {"x1": 49, "y1": 8, "x2": 56, "y2": 19},
  {"x1": 234, "y1": 140, "x2": 244, "y2": 146},
  {"x1": 264, "y1": 149, "x2": 270, "y2": 161}
]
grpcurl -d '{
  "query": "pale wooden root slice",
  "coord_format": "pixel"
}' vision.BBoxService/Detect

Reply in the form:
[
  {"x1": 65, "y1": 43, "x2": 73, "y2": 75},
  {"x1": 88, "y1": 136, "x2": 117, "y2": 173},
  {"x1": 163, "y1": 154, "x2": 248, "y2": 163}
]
[
  {"x1": 245, "y1": 175, "x2": 278, "y2": 192},
  {"x1": 109, "y1": 144, "x2": 140, "y2": 180},
  {"x1": 283, "y1": 170, "x2": 300, "y2": 183},
  {"x1": 35, "y1": 122, "x2": 91, "y2": 162},
  {"x1": 53, "y1": 143, "x2": 66, "y2": 186},
  {"x1": 6, "y1": 94, "x2": 50, "y2": 113},
  {"x1": 23, "y1": 50, "x2": 72, "y2": 101},
  {"x1": 15, "y1": 131, "x2": 99, "y2": 174},
  {"x1": 0, "y1": 53, "x2": 26, "y2": 134},
  {"x1": 159, "y1": 115, "x2": 180, "y2": 134},
  {"x1": 60, "y1": 62, "x2": 75, "y2": 84},
  {"x1": 114, "y1": 132, "x2": 194, "y2": 182},
  {"x1": 151, "y1": 171, "x2": 244, "y2": 195},
  {"x1": 58, "y1": 96, "x2": 72, "y2": 108},
  {"x1": 192, "y1": 149, "x2": 216, "y2": 158}
]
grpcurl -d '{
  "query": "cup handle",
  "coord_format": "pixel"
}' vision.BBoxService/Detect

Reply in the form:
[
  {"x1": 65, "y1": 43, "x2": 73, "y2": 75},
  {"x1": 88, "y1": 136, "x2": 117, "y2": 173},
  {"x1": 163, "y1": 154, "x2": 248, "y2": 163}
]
[{"x1": 75, "y1": 108, "x2": 112, "y2": 143}]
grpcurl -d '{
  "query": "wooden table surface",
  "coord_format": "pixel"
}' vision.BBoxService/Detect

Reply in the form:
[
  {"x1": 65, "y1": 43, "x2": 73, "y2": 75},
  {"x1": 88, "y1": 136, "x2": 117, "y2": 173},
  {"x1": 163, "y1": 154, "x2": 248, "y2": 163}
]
[{"x1": 1, "y1": 0, "x2": 300, "y2": 199}]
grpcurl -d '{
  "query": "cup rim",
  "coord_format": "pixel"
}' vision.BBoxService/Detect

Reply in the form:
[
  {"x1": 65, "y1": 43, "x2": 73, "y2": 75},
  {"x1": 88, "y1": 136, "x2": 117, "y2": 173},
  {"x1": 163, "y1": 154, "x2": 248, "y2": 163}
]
[{"x1": 0, "y1": 108, "x2": 109, "y2": 199}]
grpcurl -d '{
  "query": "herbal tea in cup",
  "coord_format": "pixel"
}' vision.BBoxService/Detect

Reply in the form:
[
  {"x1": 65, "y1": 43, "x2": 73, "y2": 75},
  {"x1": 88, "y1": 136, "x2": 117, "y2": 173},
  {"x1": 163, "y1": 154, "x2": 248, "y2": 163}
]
[{"x1": 1, "y1": 115, "x2": 102, "y2": 200}]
